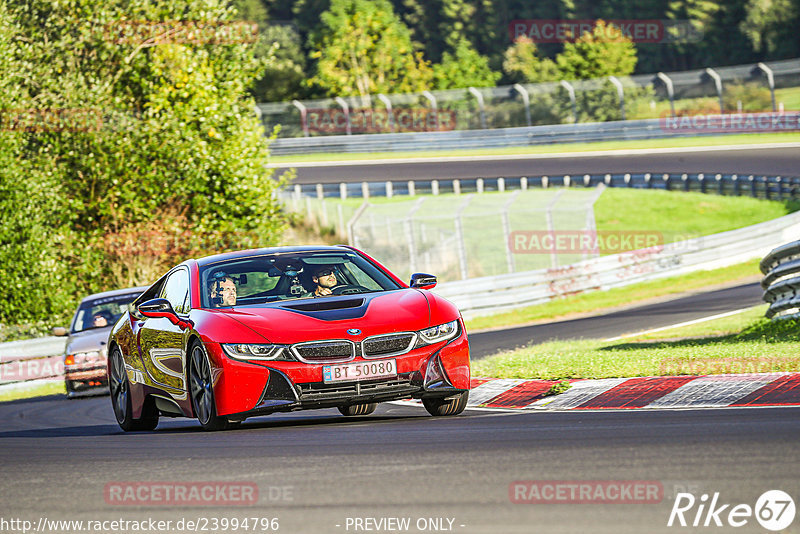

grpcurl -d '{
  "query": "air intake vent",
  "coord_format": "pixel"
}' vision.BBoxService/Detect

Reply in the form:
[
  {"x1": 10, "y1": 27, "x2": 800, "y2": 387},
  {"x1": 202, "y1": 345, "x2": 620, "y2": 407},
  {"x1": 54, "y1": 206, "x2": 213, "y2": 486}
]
[
  {"x1": 282, "y1": 299, "x2": 364, "y2": 312},
  {"x1": 291, "y1": 340, "x2": 355, "y2": 363},
  {"x1": 362, "y1": 333, "x2": 417, "y2": 358}
]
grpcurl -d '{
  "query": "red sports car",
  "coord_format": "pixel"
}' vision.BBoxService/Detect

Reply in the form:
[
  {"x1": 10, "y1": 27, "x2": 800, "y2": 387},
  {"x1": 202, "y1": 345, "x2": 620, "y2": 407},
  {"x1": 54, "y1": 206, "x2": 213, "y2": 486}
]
[{"x1": 108, "y1": 246, "x2": 471, "y2": 431}]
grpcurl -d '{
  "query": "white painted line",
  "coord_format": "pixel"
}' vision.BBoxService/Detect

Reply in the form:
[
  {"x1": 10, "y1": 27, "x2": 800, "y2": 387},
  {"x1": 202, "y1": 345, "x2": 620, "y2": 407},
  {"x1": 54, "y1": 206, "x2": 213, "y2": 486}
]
[
  {"x1": 268, "y1": 142, "x2": 800, "y2": 168},
  {"x1": 468, "y1": 378, "x2": 529, "y2": 406},
  {"x1": 603, "y1": 307, "x2": 754, "y2": 342},
  {"x1": 645, "y1": 373, "x2": 786, "y2": 409},
  {"x1": 526, "y1": 377, "x2": 630, "y2": 410}
]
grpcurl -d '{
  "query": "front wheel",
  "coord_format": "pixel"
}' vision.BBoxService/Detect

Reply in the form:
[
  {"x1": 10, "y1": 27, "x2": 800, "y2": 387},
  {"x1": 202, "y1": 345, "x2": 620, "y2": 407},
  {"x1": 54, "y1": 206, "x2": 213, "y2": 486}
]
[
  {"x1": 109, "y1": 347, "x2": 158, "y2": 431},
  {"x1": 189, "y1": 342, "x2": 233, "y2": 431},
  {"x1": 422, "y1": 391, "x2": 469, "y2": 416},
  {"x1": 338, "y1": 402, "x2": 378, "y2": 416}
]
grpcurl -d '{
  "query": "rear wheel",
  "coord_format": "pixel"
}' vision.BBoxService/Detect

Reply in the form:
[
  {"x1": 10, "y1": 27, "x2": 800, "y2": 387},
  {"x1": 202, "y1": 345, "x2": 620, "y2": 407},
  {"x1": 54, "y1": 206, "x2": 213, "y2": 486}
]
[
  {"x1": 422, "y1": 391, "x2": 469, "y2": 416},
  {"x1": 189, "y1": 342, "x2": 233, "y2": 431},
  {"x1": 338, "y1": 402, "x2": 378, "y2": 416},
  {"x1": 109, "y1": 346, "x2": 158, "y2": 431}
]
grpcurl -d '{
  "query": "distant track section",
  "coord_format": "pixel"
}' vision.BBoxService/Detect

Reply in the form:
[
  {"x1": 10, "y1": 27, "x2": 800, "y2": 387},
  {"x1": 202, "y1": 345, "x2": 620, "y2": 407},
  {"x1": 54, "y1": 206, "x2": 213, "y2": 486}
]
[{"x1": 274, "y1": 145, "x2": 800, "y2": 183}]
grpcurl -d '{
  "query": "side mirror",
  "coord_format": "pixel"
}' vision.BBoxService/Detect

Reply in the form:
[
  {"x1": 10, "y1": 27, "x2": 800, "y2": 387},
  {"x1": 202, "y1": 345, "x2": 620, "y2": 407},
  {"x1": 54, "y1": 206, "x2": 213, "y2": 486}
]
[
  {"x1": 137, "y1": 298, "x2": 177, "y2": 320},
  {"x1": 410, "y1": 273, "x2": 437, "y2": 290},
  {"x1": 52, "y1": 327, "x2": 68, "y2": 337}
]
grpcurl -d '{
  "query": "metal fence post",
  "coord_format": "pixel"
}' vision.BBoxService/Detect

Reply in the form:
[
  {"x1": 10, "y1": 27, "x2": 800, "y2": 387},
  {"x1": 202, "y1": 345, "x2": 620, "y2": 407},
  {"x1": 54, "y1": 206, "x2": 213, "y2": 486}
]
[
  {"x1": 377, "y1": 93, "x2": 396, "y2": 132},
  {"x1": 422, "y1": 91, "x2": 439, "y2": 131},
  {"x1": 339, "y1": 182, "x2": 347, "y2": 200},
  {"x1": 347, "y1": 201, "x2": 369, "y2": 247},
  {"x1": 545, "y1": 190, "x2": 566, "y2": 268},
  {"x1": 455, "y1": 195, "x2": 474, "y2": 279},
  {"x1": 704, "y1": 68, "x2": 724, "y2": 114},
  {"x1": 560, "y1": 81, "x2": 578, "y2": 124},
  {"x1": 502, "y1": 191, "x2": 520, "y2": 273},
  {"x1": 754, "y1": 63, "x2": 777, "y2": 112},
  {"x1": 655, "y1": 73, "x2": 675, "y2": 118},
  {"x1": 291, "y1": 100, "x2": 309, "y2": 137},
  {"x1": 468, "y1": 87, "x2": 487, "y2": 129},
  {"x1": 583, "y1": 183, "x2": 606, "y2": 260},
  {"x1": 334, "y1": 96, "x2": 352, "y2": 135},
  {"x1": 513, "y1": 84, "x2": 532, "y2": 127},
  {"x1": 608, "y1": 76, "x2": 626, "y2": 120},
  {"x1": 406, "y1": 198, "x2": 427, "y2": 274}
]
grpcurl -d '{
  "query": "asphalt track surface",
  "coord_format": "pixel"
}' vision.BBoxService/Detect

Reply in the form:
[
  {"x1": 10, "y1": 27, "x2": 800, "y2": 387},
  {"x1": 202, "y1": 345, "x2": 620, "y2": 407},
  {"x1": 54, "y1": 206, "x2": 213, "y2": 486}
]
[
  {"x1": 469, "y1": 282, "x2": 764, "y2": 359},
  {"x1": 2, "y1": 395, "x2": 799, "y2": 534},
  {"x1": 2, "y1": 145, "x2": 797, "y2": 533},
  {"x1": 278, "y1": 146, "x2": 800, "y2": 184}
]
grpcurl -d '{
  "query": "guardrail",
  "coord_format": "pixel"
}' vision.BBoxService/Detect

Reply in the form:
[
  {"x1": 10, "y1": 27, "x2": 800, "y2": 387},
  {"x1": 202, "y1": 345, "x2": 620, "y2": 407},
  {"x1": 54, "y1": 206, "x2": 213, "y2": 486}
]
[
  {"x1": 0, "y1": 336, "x2": 66, "y2": 394},
  {"x1": 760, "y1": 240, "x2": 800, "y2": 319},
  {"x1": 270, "y1": 118, "x2": 732, "y2": 156},
  {"x1": 286, "y1": 173, "x2": 800, "y2": 201},
  {"x1": 434, "y1": 210, "x2": 800, "y2": 319}
]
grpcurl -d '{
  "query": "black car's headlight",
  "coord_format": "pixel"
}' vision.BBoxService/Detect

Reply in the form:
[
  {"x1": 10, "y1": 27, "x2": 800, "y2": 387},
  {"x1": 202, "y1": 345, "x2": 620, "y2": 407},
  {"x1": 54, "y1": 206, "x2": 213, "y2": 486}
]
[
  {"x1": 221, "y1": 344, "x2": 292, "y2": 361},
  {"x1": 416, "y1": 320, "x2": 459, "y2": 347}
]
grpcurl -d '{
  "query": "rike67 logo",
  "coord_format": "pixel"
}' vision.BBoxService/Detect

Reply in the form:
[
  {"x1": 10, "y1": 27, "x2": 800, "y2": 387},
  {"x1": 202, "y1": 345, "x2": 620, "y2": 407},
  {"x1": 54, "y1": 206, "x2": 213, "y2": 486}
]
[{"x1": 668, "y1": 490, "x2": 795, "y2": 531}]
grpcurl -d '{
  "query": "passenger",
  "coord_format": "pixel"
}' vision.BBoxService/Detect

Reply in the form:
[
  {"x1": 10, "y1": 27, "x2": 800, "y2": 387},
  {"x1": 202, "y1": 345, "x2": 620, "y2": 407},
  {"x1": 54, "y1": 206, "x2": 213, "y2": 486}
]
[
  {"x1": 209, "y1": 276, "x2": 237, "y2": 306},
  {"x1": 92, "y1": 313, "x2": 109, "y2": 328}
]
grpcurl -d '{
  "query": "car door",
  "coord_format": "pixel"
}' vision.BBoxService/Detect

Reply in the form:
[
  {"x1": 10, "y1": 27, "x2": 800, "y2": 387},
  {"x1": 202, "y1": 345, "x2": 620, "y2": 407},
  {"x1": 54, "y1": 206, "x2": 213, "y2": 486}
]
[{"x1": 138, "y1": 267, "x2": 191, "y2": 400}]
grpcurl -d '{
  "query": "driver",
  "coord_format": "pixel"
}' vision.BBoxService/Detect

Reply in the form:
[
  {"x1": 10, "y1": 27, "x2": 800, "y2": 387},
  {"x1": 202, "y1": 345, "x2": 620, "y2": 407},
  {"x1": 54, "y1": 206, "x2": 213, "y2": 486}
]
[{"x1": 310, "y1": 266, "x2": 338, "y2": 297}]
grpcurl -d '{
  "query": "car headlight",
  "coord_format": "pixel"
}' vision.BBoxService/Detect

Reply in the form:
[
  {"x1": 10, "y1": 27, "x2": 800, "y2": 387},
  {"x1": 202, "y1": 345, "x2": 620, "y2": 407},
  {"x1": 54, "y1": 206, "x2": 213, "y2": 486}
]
[
  {"x1": 221, "y1": 344, "x2": 289, "y2": 361},
  {"x1": 417, "y1": 320, "x2": 459, "y2": 346}
]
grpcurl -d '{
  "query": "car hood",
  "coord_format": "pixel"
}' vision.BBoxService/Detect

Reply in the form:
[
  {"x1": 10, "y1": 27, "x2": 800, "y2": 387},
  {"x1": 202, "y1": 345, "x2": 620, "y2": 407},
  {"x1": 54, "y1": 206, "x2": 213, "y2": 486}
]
[
  {"x1": 217, "y1": 290, "x2": 432, "y2": 344},
  {"x1": 66, "y1": 328, "x2": 111, "y2": 356}
]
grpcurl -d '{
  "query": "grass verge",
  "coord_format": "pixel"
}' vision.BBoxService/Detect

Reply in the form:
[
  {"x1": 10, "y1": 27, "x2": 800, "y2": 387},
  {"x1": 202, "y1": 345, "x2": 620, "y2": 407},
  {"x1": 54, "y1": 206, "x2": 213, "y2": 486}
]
[
  {"x1": 0, "y1": 381, "x2": 66, "y2": 402},
  {"x1": 269, "y1": 133, "x2": 800, "y2": 164},
  {"x1": 465, "y1": 258, "x2": 761, "y2": 332},
  {"x1": 472, "y1": 305, "x2": 800, "y2": 380}
]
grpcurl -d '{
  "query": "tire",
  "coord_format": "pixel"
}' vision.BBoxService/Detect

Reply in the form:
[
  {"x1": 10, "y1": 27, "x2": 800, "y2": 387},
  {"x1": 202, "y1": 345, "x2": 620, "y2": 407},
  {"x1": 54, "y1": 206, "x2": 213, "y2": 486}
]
[
  {"x1": 189, "y1": 342, "x2": 233, "y2": 431},
  {"x1": 422, "y1": 391, "x2": 469, "y2": 416},
  {"x1": 109, "y1": 346, "x2": 159, "y2": 431},
  {"x1": 338, "y1": 402, "x2": 378, "y2": 416}
]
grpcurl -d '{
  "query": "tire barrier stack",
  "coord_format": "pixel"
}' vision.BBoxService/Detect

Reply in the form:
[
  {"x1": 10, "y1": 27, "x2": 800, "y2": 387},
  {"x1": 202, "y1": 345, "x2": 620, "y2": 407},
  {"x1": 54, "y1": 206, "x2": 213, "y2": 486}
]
[{"x1": 761, "y1": 240, "x2": 800, "y2": 320}]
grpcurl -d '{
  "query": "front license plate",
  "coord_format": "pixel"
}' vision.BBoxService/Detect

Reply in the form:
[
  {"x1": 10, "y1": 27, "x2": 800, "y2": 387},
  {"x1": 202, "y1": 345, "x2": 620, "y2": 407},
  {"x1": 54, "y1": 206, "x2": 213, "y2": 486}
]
[{"x1": 323, "y1": 359, "x2": 397, "y2": 383}]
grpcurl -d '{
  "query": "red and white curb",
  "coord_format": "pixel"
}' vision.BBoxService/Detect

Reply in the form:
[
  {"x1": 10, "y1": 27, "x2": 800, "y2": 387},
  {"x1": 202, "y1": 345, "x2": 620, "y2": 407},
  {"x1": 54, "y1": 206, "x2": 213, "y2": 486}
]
[{"x1": 447, "y1": 373, "x2": 800, "y2": 410}]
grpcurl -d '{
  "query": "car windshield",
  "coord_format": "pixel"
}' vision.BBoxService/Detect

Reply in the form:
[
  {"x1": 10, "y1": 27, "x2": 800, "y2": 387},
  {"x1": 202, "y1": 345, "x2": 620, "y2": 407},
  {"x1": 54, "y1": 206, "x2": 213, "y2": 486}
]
[
  {"x1": 71, "y1": 292, "x2": 142, "y2": 333},
  {"x1": 199, "y1": 251, "x2": 402, "y2": 308}
]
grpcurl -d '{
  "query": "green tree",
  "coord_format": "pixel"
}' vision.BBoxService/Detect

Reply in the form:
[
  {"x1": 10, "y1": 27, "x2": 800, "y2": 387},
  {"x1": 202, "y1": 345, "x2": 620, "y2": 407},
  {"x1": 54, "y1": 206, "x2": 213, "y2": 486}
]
[
  {"x1": 252, "y1": 24, "x2": 309, "y2": 101},
  {"x1": 432, "y1": 38, "x2": 501, "y2": 89},
  {"x1": 741, "y1": 0, "x2": 800, "y2": 59},
  {"x1": 308, "y1": 0, "x2": 433, "y2": 97},
  {"x1": 556, "y1": 20, "x2": 637, "y2": 79},
  {"x1": 502, "y1": 36, "x2": 560, "y2": 83},
  {"x1": 1, "y1": 0, "x2": 286, "y2": 325}
]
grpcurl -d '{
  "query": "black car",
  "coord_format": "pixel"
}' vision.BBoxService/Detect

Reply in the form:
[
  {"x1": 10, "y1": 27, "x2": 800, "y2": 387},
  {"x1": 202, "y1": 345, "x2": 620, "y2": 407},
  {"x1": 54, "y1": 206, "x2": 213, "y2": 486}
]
[{"x1": 53, "y1": 287, "x2": 146, "y2": 397}]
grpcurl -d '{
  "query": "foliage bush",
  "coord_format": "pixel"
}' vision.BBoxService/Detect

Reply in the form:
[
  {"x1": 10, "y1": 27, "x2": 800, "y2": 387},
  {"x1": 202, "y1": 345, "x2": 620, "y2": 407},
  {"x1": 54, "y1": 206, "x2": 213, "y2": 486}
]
[{"x1": 0, "y1": 0, "x2": 287, "y2": 330}]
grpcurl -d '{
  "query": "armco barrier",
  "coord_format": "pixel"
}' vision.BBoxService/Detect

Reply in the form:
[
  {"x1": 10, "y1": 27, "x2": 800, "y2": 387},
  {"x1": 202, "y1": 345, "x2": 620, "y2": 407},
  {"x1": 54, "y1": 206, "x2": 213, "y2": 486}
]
[
  {"x1": 433, "y1": 211, "x2": 800, "y2": 319},
  {"x1": 0, "y1": 336, "x2": 66, "y2": 393},
  {"x1": 760, "y1": 240, "x2": 800, "y2": 319},
  {"x1": 270, "y1": 118, "x2": 698, "y2": 156}
]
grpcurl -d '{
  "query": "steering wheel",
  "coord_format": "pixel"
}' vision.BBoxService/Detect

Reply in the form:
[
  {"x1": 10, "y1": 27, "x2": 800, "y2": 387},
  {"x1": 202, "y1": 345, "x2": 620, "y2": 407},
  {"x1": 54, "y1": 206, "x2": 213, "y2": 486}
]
[{"x1": 331, "y1": 284, "x2": 370, "y2": 295}]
